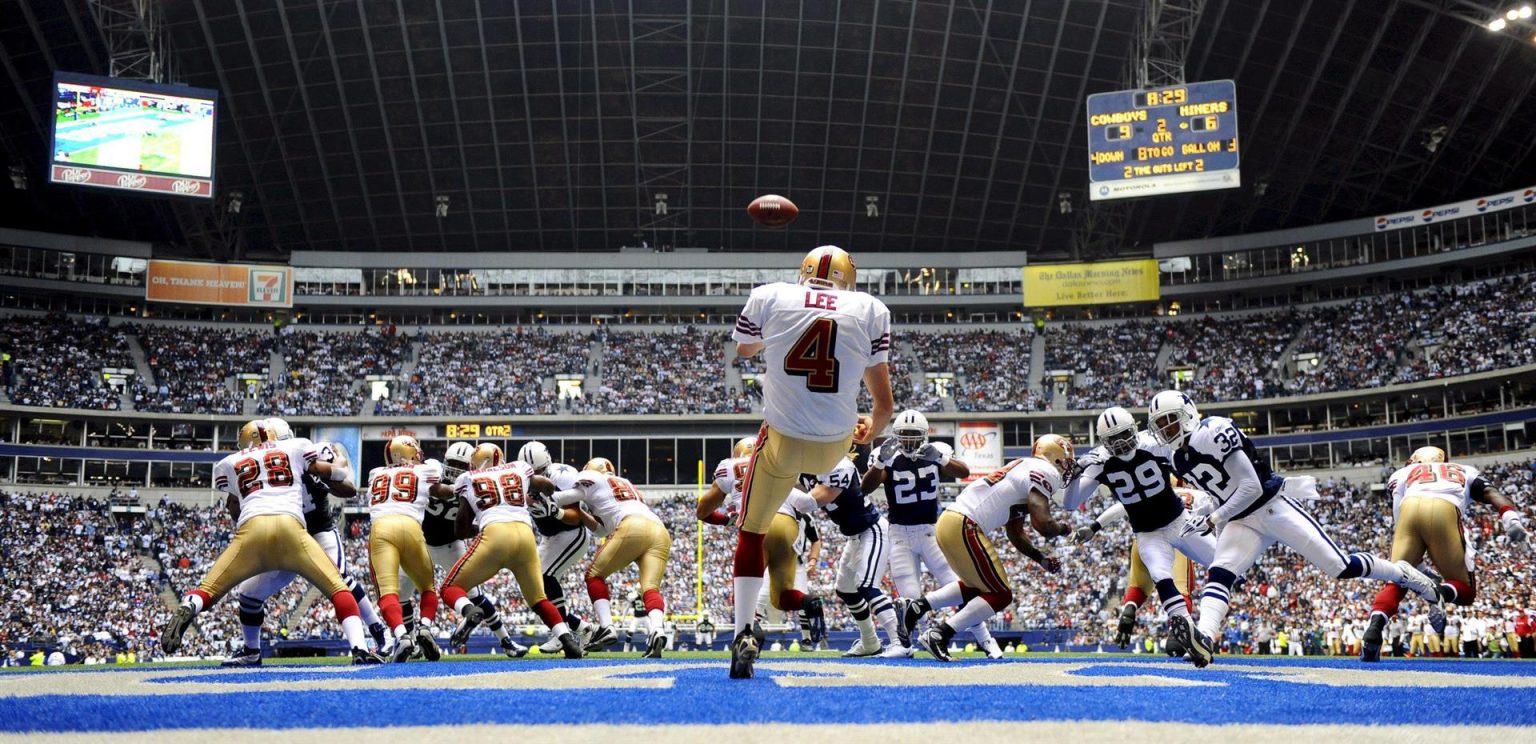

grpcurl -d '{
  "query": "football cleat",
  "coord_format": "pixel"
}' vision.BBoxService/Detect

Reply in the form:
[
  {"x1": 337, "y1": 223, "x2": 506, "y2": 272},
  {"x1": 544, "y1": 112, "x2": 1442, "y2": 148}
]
[
  {"x1": 351, "y1": 647, "x2": 385, "y2": 665},
  {"x1": 1427, "y1": 601, "x2": 1447, "y2": 637},
  {"x1": 159, "y1": 606, "x2": 197, "y2": 654},
  {"x1": 643, "y1": 633, "x2": 667, "y2": 659},
  {"x1": 1114, "y1": 602, "x2": 1138, "y2": 649},
  {"x1": 451, "y1": 604, "x2": 487, "y2": 647},
  {"x1": 1394, "y1": 560, "x2": 1439, "y2": 604},
  {"x1": 918, "y1": 624, "x2": 954, "y2": 662},
  {"x1": 389, "y1": 635, "x2": 415, "y2": 663},
  {"x1": 500, "y1": 636, "x2": 529, "y2": 659},
  {"x1": 1170, "y1": 614, "x2": 1212, "y2": 669},
  {"x1": 584, "y1": 625, "x2": 619, "y2": 653},
  {"x1": 368, "y1": 622, "x2": 389, "y2": 650},
  {"x1": 729, "y1": 629, "x2": 761, "y2": 679},
  {"x1": 879, "y1": 643, "x2": 915, "y2": 659},
  {"x1": 1360, "y1": 614, "x2": 1387, "y2": 663},
  {"x1": 894, "y1": 598, "x2": 925, "y2": 647},
  {"x1": 220, "y1": 647, "x2": 262, "y2": 668},
  {"x1": 982, "y1": 638, "x2": 1005, "y2": 660},
  {"x1": 417, "y1": 628, "x2": 442, "y2": 661},
  {"x1": 538, "y1": 634, "x2": 567, "y2": 654},
  {"x1": 556, "y1": 631, "x2": 585, "y2": 659},
  {"x1": 1165, "y1": 627, "x2": 1188, "y2": 658},
  {"x1": 799, "y1": 638, "x2": 817, "y2": 652},
  {"x1": 842, "y1": 638, "x2": 883, "y2": 658}
]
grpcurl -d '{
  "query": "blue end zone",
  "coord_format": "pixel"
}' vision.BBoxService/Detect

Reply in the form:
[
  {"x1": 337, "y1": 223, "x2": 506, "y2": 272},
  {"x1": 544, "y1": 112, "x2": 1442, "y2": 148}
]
[{"x1": 2, "y1": 656, "x2": 1533, "y2": 733}]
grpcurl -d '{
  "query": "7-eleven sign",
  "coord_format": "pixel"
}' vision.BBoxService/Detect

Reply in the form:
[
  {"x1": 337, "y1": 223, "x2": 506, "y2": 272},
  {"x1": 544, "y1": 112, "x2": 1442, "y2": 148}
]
[{"x1": 248, "y1": 268, "x2": 291, "y2": 305}]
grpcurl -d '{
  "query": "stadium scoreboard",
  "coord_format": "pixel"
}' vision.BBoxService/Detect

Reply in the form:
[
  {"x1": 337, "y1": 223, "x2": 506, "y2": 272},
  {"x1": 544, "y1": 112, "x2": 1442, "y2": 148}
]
[{"x1": 1086, "y1": 79, "x2": 1240, "y2": 201}]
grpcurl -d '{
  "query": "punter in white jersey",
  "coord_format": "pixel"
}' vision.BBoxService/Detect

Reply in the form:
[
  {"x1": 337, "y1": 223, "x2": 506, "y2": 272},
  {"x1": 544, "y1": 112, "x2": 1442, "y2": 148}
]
[
  {"x1": 519, "y1": 440, "x2": 600, "y2": 654},
  {"x1": 1359, "y1": 446, "x2": 1527, "y2": 662},
  {"x1": 897, "y1": 435, "x2": 1075, "y2": 661},
  {"x1": 364, "y1": 436, "x2": 448, "y2": 662},
  {"x1": 159, "y1": 419, "x2": 381, "y2": 664},
  {"x1": 1144, "y1": 390, "x2": 1441, "y2": 669},
  {"x1": 728, "y1": 245, "x2": 893, "y2": 679},
  {"x1": 553, "y1": 458, "x2": 673, "y2": 658}
]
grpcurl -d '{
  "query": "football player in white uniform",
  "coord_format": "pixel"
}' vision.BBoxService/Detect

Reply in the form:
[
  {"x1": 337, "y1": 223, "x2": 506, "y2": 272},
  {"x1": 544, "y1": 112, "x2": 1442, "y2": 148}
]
[
  {"x1": 520, "y1": 441, "x2": 601, "y2": 655},
  {"x1": 1145, "y1": 390, "x2": 1441, "y2": 668},
  {"x1": 223, "y1": 421, "x2": 388, "y2": 666},
  {"x1": 1065, "y1": 407, "x2": 1217, "y2": 658},
  {"x1": 728, "y1": 245, "x2": 894, "y2": 678},
  {"x1": 160, "y1": 419, "x2": 382, "y2": 664},
  {"x1": 862, "y1": 410, "x2": 1001, "y2": 658},
  {"x1": 365, "y1": 435, "x2": 447, "y2": 662},
  {"x1": 552, "y1": 458, "x2": 673, "y2": 658},
  {"x1": 1360, "y1": 446, "x2": 1527, "y2": 661},
  {"x1": 441, "y1": 444, "x2": 584, "y2": 658},
  {"x1": 897, "y1": 435, "x2": 1075, "y2": 661}
]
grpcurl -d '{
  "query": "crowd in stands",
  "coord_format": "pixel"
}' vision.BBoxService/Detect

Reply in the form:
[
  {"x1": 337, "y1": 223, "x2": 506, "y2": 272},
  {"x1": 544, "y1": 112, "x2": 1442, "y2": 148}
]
[
  {"x1": 133, "y1": 326, "x2": 275, "y2": 415},
  {"x1": 1044, "y1": 321, "x2": 1164, "y2": 411},
  {"x1": 0, "y1": 315, "x2": 130, "y2": 410},
  {"x1": 258, "y1": 328, "x2": 411, "y2": 417},
  {"x1": 1282, "y1": 291, "x2": 1446, "y2": 396},
  {"x1": 909, "y1": 329, "x2": 1040, "y2": 413},
  {"x1": 4, "y1": 454, "x2": 1534, "y2": 661},
  {"x1": 585, "y1": 327, "x2": 751, "y2": 415},
  {"x1": 1398, "y1": 274, "x2": 1536, "y2": 382},
  {"x1": 1163, "y1": 312, "x2": 1295, "y2": 403},
  {"x1": 378, "y1": 328, "x2": 577, "y2": 416}
]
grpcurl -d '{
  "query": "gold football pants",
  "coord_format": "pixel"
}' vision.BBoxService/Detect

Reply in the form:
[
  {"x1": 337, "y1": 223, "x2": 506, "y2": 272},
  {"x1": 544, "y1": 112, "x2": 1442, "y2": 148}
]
[
  {"x1": 370, "y1": 514, "x2": 437, "y2": 598},
  {"x1": 765, "y1": 512, "x2": 802, "y2": 609},
  {"x1": 588, "y1": 516, "x2": 672, "y2": 592},
  {"x1": 443, "y1": 521, "x2": 546, "y2": 604},
  {"x1": 1392, "y1": 496, "x2": 1471, "y2": 584},
  {"x1": 935, "y1": 510, "x2": 1010, "y2": 594},
  {"x1": 196, "y1": 514, "x2": 348, "y2": 602},
  {"x1": 739, "y1": 424, "x2": 852, "y2": 534},
  {"x1": 1128, "y1": 540, "x2": 1195, "y2": 597}
]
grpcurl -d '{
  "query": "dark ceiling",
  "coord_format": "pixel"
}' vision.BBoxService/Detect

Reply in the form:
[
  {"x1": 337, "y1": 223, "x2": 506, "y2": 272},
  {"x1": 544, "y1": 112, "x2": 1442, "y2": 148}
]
[{"x1": 1, "y1": 0, "x2": 1534, "y2": 260}]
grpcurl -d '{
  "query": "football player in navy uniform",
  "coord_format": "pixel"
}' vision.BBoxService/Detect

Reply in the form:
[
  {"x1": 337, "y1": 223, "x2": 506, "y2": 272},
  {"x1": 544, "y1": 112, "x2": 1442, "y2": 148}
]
[
  {"x1": 1145, "y1": 390, "x2": 1441, "y2": 668},
  {"x1": 862, "y1": 409, "x2": 1001, "y2": 658},
  {"x1": 809, "y1": 456, "x2": 903, "y2": 657},
  {"x1": 518, "y1": 441, "x2": 601, "y2": 655},
  {"x1": 1064, "y1": 406, "x2": 1217, "y2": 659},
  {"x1": 223, "y1": 423, "x2": 388, "y2": 666}
]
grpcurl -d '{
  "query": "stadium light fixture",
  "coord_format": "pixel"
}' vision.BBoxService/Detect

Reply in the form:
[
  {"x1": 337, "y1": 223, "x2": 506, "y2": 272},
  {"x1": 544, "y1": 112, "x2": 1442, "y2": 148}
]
[
  {"x1": 435, "y1": 195, "x2": 449, "y2": 218},
  {"x1": 1490, "y1": 18, "x2": 1508, "y2": 30},
  {"x1": 1522, "y1": 6, "x2": 1534, "y2": 19},
  {"x1": 8, "y1": 166, "x2": 25, "y2": 190},
  {"x1": 226, "y1": 191, "x2": 243, "y2": 214},
  {"x1": 1507, "y1": 9, "x2": 1520, "y2": 19}
]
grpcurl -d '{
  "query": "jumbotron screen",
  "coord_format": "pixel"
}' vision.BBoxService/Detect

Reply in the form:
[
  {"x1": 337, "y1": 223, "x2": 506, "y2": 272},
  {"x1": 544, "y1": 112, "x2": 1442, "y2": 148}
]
[{"x1": 48, "y1": 72, "x2": 217, "y2": 198}]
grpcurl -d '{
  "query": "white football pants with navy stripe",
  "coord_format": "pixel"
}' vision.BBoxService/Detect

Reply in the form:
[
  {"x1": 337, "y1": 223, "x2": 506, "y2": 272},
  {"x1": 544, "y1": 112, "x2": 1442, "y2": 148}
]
[
  {"x1": 1136, "y1": 518, "x2": 1219, "y2": 618},
  {"x1": 235, "y1": 528, "x2": 347, "y2": 602},
  {"x1": 888, "y1": 522, "x2": 995, "y2": 645},
  {"x1": 538, "y1": 526, "x2": 591, "y2": 580},
  {"x1": 837, "y1": 518, "x2": 891, "y2": 593},
  {"x1": 1197, "y1": 491, "x2": 1405, "y2": 640}
]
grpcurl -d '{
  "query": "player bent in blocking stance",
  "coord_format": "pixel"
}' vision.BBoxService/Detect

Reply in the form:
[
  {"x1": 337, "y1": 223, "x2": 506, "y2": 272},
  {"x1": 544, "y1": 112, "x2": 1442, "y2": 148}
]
[
  {"x1": 224, "y1": 423, "x2": 389, "y2": 666},
  {"x1": 160, "y1": 419, "x2": 383, "y2": 664},
  {"x1": 863, "y1": 409, "x2": 1001, "y2": 658},
  {"x1": 898, "y1": 435, "x2": 1076, "y2": 661},
  {"x1": 366, "y1": 435, "x2": 448, "y2": 662},
  {"x1": 441, "y1": 444, "x2": 584, "y2": 658},
  {"x1": 729, "y1": 245, "x2": 894, "y2": 678},
  {"x1": 519, "y1": 441, "x2": 601, "y2": 654},
  {"x1": 1065, "y1": 407, "x2": 1217, "y2": 656},
  {"x1": 553, "y1": 458, "x2": 674, "y2": 658},
  {"x1": 700, "y1": 437, "x2": 827, "y2": 648},
  {"x1": 811, "y1": 456, "x2": 905, "y2": 657},
  {"x1": 1360, "y1": 446, "x2": 1528, "y2": 662},
  {"x1": 1145, "y1": 391, "x2": 1441, "y2": 668}
]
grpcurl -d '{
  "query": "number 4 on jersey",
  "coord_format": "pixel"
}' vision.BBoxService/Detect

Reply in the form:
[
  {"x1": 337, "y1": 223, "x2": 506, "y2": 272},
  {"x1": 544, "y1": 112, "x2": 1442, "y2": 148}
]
[{"x1": 784, "y1": 317, "x2": 841, "y2": 393}]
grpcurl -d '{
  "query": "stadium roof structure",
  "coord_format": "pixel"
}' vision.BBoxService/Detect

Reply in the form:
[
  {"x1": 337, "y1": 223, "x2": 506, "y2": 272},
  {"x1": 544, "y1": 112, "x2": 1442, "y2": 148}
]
[{"x1": 1, "y1": 0, "x2": 1534, "y2": 260}]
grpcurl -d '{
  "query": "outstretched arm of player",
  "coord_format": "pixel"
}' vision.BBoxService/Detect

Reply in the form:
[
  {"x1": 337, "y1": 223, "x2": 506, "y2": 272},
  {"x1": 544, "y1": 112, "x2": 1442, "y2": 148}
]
[
  {"x1": 860, "y1": 363, "x2": 894, "y2": 444},
  {"x1": 553, "y1": 485, "x2": 587, "y2": 508},
  {"x1": 940, "y1": 455, "x2": 970, "y2": 480},
  {"x1": 697, "y1": 482, "x2": 729, "y2": 522},
  {"x1": 1209, "y1": 452, "x2": 1264, "y2": 525},
  {"x1": 806, "y1": 531, "x2": 822, "y2": 580},
  {"x1": 454, "y1": 495, "x2": 476, "y2": 541},
  {"x1": 735, "y1": 340, "x2": 764, "y2": 359},
  {"x1": 1026, "y1": 488, "x2": 1070, "y2": 538},
  {"x1": 859, "y1": 464, "x2": 887, "y2": 495},
  {"x1": 810, "y1": 482, "x2": 843, "y2": 506},
  {"x1": 1473, "y1": 477, "x2": 1528, "y2": 541},
  {"x1": 1006, "y1": 514, "x2": 1060, "y2": 573},
  {"x1": 224, "y1": 493, "x2": 241, "y2": 522},
  {"x1": 1060, "y1": 467, "x2": 1104, "y2": 512},
  {"x1": 1076, "y1": 502, "x2": 1127, "y2": 543}
]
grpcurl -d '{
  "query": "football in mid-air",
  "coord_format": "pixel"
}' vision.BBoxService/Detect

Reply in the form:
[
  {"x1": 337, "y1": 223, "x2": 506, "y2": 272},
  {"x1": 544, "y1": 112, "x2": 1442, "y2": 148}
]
[{"x1": 747, "y1": 194, "x2": 798, "y2": 228}]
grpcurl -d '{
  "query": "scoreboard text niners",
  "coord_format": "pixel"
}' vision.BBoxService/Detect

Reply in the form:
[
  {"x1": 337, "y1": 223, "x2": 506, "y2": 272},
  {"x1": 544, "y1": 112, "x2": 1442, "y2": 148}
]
[{"x1": 1085, "y1": 80, "x2": 1241, "y2": 201}]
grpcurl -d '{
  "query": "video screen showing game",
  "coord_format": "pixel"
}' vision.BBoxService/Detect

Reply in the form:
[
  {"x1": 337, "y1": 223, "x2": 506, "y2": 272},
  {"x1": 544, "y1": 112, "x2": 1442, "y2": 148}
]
[{"x1": 49, "y1": 72, "x2": 217, "y2": 197}]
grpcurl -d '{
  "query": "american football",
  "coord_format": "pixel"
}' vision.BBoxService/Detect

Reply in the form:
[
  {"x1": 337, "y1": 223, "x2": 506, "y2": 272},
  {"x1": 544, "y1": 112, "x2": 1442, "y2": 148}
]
[
  {"x1": 747, "y1": 194, "x2": 799, "y2": 228},
  {"x1": 1, "y1": 2, "x2": 1534, "y2": 744}
]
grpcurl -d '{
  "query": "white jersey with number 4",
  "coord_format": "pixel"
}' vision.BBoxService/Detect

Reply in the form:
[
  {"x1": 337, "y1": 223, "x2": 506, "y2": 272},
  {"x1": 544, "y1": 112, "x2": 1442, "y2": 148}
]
[
  {"x1": 711, "y1": 456, "x2": 818, "y2": 518},
  {"x1": 214, "y1": 437, "x2": 321, "y2": 528},
  {"x1": 949, "y1": 457, "x2": 1064, "y2": 533},
  {"x1": 1387, "y1": 461, "x2": 1484, "y2": 519},
  {"x1": 558, "y1": 470, "x2": 663, "y2": 534},
  {"x1": 453, "y1": 461, "x2": 536, "y2": 529},
  {"x1": 732, "y1": 281, "x2": 892, "y2": 442},
  {"x1": 366, "y1": 459, "x2": 444, "y2": 522}
]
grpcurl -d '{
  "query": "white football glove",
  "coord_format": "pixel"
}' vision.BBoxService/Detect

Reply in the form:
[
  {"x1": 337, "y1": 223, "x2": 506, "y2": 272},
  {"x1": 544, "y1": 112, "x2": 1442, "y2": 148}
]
[
  {"x1": 1072, "y1": 523, "x2": 1102, "y2": 544},
  {"x1": 1181, "y1": 514, "x2": 1217, "y2": 538},
  {"x1": 916, "y1": 442, "x2": 952, "y2": 466},
  {"x1": 871, "y1": 438, "x2": 900, "y2": 469},
  {"x1": 527, "y1": 491, "x2": 557, "y2": 521},
  {"x1": 1502, "y1": 510, "x2": 1528, "y2": 544}
]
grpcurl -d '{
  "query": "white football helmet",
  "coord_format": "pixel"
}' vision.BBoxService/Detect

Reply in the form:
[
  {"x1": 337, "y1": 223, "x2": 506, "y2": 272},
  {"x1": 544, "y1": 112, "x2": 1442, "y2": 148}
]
[
  {"x1": 262, "y1": 417, "x2": 294, "y2": 441},
  {"x1": 518, "y1": 441, "x2": 553, "y2": 474},
  {"x1": 444, "y1": 441, "x2": 474, "y2": 478},
  {"x1": 1095, "y1": 406, "x2": 1139, "y2": 459},
  {"x1": 891, "y1": 409, "x2": 930, "y2": 456},
  {"x1": 1147, "y1": 390, "x2": 1200, "y2": 449}
]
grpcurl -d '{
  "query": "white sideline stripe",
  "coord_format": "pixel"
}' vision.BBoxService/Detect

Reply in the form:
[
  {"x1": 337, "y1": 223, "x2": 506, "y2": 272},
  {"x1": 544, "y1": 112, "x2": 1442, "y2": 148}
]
[{"x1": 1, "y1": 722, "x2": 1531, "y2": 744}]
